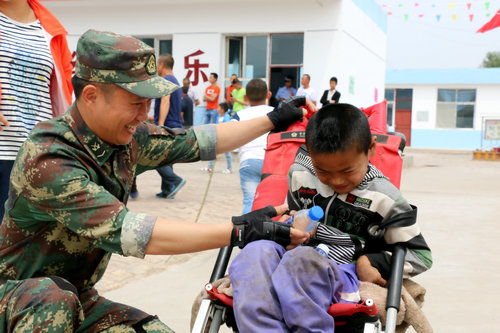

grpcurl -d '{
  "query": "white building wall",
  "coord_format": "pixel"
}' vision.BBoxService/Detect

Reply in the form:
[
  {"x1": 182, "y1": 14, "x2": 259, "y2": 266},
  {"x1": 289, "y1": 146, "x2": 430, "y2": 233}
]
[
  {"x1": 337, "y1": 0, "x2": 387, "y2": 108},
  {"x1": 45, "y1": 0, "x2": 385, "y2": 108},
  {"x1": 409, "y1": 86, "x2": 436, "y2": 130},
  {"x1": 386, "y1": 83, "x2": 500, "y2": 149}
]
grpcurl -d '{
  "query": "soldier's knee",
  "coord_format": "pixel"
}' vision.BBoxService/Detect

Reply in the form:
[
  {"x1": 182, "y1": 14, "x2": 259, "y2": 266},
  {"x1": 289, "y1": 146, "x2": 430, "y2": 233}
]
[
  {"x1": 9, "y1": 277, "x2": 82, "y2": 331},
  {"x1": 30, "y1": 276, "x2": 79, "y2": 307}
]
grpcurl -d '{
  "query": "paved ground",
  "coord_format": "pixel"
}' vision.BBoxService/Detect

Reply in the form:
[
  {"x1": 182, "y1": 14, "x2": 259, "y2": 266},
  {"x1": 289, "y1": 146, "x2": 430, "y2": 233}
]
[{"x1": 96, "y1": 149, "x2": 500, "y2": 332}]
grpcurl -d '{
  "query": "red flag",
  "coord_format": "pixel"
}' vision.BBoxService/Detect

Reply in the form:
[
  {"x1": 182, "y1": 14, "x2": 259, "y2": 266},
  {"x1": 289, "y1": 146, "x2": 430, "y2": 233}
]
[
  {"x1": 477, "y1": 9, "x2": 500, "y2": 33},
  {"x1": 360, "y1": 100, "x2": 387, "y2": 134}
]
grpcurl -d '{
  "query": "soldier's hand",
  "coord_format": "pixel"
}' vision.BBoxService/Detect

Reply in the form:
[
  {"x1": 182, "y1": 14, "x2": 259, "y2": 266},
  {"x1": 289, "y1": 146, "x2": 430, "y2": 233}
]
[
  {"x1": 0, "y1": 111, "x2": 10, "y2": 131},
  {"x1": 230, "y1": 204, "x2": 309, "y2": 248},
  {"x1": 267, "y1": 96, "x2": 308, "y2": 132}
]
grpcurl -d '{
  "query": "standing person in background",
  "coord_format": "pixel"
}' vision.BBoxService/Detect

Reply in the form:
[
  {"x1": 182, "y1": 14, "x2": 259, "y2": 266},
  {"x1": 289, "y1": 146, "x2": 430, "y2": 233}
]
[
  {"x1": 154, "y1": 54, "x2": 186, "y2": 199},
  {"x1": 230, "y1": 78, "x2": 247, "y2": 114},
  {"x1": 181, "y1": 86, "x2": 194, "y2": 129},
  {"x1": 182, "y1": 77, "x2": 199, "y2": 109},
  {"x1": 297, "y1": 74, "x2": 317, "y2": 105},
  {"x1": 234, "y1": 79, "x2": 274, "y2": 214},
  {"x1": 320, "y1": 76, "x2": 341, "y2": 107},
  {"x1": 203, "y1": 102, "x2": 233, "y2": 174},
  {"x1": 275, "y1": 76, "x2": 297, "y2": 106},
  {"x1": 203, "y1": 72, "x2": 220, "y2": 124},
  {"x1": 0, "y1": 0, "x2": 73, "y2": 220},
  {"x1": 225, "y1": 73, "x2": 237, "y2": 115}
]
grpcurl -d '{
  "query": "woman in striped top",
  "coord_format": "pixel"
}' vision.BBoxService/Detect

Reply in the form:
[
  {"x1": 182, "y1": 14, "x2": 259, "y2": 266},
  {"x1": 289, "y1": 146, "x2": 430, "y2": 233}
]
[{"x1": 0, "y1": 0, "x2": 73, "y2": 220}]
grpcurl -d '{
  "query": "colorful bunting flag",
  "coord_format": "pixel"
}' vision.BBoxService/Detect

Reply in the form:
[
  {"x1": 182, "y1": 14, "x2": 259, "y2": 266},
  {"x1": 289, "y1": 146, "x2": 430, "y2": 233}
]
[{"x1": 378, "y1": 1, "x2": 494, "y2": 24}]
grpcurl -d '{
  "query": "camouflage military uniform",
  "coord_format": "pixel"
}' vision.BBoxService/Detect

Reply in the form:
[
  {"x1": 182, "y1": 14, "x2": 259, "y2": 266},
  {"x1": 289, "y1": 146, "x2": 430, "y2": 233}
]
[{"x1": 0, "y1": 30, "x2": 217, "y2": 332}]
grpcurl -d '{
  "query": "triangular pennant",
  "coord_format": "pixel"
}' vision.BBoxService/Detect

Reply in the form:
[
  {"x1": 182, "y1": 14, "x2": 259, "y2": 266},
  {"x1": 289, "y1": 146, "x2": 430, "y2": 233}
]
[
  {"x1": 404, "y1": 14, "x2": 409, "y2": 21},
  {"x1": 436, "y1": 14, "x2": 441, "y2": 22},
  {"x1": 470, "y1": 14, "x2": 474, "y2": 22},
  {"x1": 485, "y1": 2, "x2": 490, "y2": 10},
  {"x1": 467, "y1": 3, "x2": 472, "y2": 10},
  {"x1": 452, "y1": 14, "x2": 457, "y2": 20}
]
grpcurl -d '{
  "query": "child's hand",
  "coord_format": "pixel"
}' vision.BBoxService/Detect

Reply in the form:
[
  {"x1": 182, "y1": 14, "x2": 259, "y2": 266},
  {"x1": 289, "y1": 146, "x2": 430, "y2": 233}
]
[
  {"x1": 356, "y1": 255, "x2": 387, "y2": 287},
  {"x1": 287, "y1": 227, "x2": 310, "y2": 250},
  {"x1": 278, "y1": 210, "x2": 296, "y2": 223}
]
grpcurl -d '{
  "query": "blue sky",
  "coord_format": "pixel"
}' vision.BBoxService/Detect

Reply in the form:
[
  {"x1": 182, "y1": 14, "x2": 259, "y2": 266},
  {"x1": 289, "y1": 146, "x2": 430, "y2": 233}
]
[{"x1": 377, "y1": 0, "x2": 500, "y2": 69}]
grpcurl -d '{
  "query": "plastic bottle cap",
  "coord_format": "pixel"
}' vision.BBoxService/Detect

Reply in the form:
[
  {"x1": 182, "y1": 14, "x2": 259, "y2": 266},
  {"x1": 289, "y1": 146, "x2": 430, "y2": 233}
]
[
  {"x1": 308, "y1": 206, "x2": 324, "y2": 221},
  {"x1": 315, "y1": 244, "x2": 329, "y2": 258},
  {"x1": 316, "y1": 243, "x2": 329, "y2": 254}
]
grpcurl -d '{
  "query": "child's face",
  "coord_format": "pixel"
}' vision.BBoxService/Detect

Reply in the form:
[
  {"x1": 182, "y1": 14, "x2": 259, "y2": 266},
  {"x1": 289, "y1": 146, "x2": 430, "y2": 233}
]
[
  {"x1": 217, "y1": 106, "x2": 225, "y2": 116},
  {"x1": 309, "y1": 139, "x2": 376, "y2": 194}
]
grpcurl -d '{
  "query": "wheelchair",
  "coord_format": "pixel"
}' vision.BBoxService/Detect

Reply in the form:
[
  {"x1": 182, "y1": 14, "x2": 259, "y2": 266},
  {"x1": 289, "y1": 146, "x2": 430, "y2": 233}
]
[{"x1": 192, "y1": 108, "x2": 413, "y2": 333}]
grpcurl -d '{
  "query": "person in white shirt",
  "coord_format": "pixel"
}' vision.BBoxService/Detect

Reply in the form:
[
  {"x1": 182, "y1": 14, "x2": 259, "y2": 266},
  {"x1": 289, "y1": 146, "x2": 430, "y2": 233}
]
[
  {"x1": 182, "y1": 77, "x2": 200, "y2": 109},
  {"x1": 297, "y1": 74, "x2": 317, "y2": 106},
  {"x1": 233, "y1": 79, "x2": 273, "y2": 214}
]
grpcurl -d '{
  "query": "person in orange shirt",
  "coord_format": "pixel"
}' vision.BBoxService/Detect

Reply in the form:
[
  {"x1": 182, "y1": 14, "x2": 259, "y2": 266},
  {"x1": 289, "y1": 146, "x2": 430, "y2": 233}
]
[
  {"x1": 225, "y1": 73, "x2": 237, "y2": 113},
  {"x1": 203, "y1": 72, "x2": 220, "y2": 124}
]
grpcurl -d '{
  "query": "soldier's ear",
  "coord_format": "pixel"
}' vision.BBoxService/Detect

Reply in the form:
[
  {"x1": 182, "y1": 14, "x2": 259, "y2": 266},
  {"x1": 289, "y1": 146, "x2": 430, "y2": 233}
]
[{"x1": 81, "y1": 84, "x2": 98, "y2": 108}]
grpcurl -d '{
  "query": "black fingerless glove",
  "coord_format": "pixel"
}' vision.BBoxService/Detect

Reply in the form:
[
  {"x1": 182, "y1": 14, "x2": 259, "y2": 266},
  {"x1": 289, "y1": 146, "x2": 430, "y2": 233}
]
[
  {"x1": 267, "y1": 96, "x2": 306, "y2": 132},
  {"x1": 231, "y1": 205, "x2": 291, "y2": 249}
]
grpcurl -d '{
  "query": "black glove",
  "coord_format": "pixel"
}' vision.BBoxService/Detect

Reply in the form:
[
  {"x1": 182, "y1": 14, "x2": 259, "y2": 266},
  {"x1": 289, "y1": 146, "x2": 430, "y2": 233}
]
[
  {"x1": 267, "y1": 96, "x2": 306, "y2": 132},
  {"x1": 231, "y1": 205, "x2": 291, "y2": 249}
]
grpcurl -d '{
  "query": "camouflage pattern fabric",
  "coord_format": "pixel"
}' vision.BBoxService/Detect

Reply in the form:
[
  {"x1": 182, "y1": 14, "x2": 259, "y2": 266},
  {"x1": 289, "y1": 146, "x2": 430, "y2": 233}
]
[
  {"x1": 0, "y1": 277, "x2": 174, "y2": 332},
  {"x1": 74, "y1": 29, "x2": 179, "y2": 99},
  {"x1": 0, "y1": 103, "x2": 216, "y2": 331}
]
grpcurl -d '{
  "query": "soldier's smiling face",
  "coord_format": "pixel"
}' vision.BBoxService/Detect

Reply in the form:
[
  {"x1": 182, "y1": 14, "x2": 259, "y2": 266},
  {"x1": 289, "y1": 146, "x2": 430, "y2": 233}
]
[{"x1": 93, "y1": 85, "x2": 151, "y2": 146}]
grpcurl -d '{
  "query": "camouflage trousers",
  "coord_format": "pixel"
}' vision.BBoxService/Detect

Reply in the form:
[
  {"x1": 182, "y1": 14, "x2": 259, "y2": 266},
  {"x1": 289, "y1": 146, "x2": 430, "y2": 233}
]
[{"x1": 0, "y1": 276, "x2": 175, "y2": 332}]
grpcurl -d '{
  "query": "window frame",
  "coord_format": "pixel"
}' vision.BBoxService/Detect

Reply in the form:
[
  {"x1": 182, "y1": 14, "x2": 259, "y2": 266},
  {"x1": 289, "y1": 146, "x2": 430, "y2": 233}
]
[
  {"x1": 436, "y1": 88, "x2": 476, "y2": 129},
  {"x1": 225, "y1": 34, "x2": 270, "y2": 82}
]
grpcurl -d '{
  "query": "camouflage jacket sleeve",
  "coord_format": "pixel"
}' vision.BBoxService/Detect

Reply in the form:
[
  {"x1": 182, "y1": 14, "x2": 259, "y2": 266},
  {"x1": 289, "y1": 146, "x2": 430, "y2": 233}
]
[
  {"x1": 9, "y1": 140, "x2": 155, "y2": 259},
  {"x1": 134, "y1": 123, "x2": 217, "y2": 175}
]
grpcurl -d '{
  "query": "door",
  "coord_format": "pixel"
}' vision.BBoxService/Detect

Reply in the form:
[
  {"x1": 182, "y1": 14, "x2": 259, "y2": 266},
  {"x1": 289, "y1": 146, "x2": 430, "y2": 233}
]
[{"x1": 394, "y1": 89, "x2": 413, "y2": 146}]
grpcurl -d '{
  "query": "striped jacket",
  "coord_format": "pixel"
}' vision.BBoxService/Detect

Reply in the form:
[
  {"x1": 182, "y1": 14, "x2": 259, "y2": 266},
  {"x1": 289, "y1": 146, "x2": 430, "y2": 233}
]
[{"x1": 286, "y1": 145, "x2": 432, "y2": 279}]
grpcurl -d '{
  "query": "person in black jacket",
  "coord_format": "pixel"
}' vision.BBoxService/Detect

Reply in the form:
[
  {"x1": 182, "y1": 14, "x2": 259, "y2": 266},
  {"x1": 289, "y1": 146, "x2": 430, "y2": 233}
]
[{"x1": 320, "y1": 76, "x2": 341, "y2": 107}]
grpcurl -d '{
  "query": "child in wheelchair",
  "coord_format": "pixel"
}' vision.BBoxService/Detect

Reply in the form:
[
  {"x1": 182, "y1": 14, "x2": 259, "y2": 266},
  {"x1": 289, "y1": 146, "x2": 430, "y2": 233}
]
[{"x1": 228, "y1": 103, "x2": 432, "y2": 332}]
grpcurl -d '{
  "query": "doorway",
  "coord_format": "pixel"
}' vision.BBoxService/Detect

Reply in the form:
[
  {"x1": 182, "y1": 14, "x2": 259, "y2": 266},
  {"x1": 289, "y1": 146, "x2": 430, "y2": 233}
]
[
  {"x1": 269, "y1": 67, "x2": 301, "y2": 107},
  {"x1": 394, "y1": 89, "x2": 413, "y2": 146}
]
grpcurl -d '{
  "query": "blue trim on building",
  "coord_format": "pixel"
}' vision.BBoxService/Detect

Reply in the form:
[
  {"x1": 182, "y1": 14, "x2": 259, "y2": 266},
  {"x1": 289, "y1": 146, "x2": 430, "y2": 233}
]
[
  {"x1": 386, "y1": 68, "x2": 500, "y2": 85},
  {"x1": 352, "y1": 0, "x2": 387, "y2": 33},
  {"x1": 411, "y1": 129, "x2": 493, "y2": 150}
]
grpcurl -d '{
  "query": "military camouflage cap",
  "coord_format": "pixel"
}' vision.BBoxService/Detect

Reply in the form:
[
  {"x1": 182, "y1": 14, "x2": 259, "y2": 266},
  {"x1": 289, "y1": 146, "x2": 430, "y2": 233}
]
[{"x1": 74, "y1": 29, "x2": 178, "y2": 99}]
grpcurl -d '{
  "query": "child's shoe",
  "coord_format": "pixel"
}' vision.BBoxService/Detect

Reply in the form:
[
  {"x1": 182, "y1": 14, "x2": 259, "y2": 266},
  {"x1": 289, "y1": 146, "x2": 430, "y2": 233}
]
[
  {"x1": 201, "y1": 167, "x2": 212, "y2": 173},
  {"x1": 222, "y1": 169, "x2": 232, "y2": 174}
]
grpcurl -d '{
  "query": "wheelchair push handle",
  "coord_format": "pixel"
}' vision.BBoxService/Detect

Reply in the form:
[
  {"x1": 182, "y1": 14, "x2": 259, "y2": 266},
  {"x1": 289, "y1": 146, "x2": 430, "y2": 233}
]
[{"x1": 386, "y1": 245, "x2": 406, "y2": 311}]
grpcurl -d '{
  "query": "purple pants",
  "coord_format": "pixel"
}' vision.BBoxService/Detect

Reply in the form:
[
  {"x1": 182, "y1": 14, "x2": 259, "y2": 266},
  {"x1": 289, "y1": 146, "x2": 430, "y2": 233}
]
[{"x1": 228, "y1": 240, "x2": 360, "y2": 333}]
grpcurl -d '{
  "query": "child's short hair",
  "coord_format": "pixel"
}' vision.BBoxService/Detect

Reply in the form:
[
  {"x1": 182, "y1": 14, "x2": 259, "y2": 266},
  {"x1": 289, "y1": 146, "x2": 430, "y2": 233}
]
[
  {"x1": 306, "y1": 103, "x2": 372, "y2": 154},
  {"x1": 218, "y1": 102, "x2": 229, "y2": 113}
]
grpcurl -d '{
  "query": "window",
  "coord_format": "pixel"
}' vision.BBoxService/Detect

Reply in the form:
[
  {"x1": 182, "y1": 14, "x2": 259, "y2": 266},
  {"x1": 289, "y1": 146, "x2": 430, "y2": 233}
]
[
  {"x1": 270, "y1": 34, "x2": 303, "y2": 65},
  {"x1": 385, "y1": 89, "x2": 395, "y2": 127},
  {"x1": 136, "y1": 37, "x2": 173, "y2": 56},
  {"x1": 436, "y1": 89, "x2": 475, "y2": 128},
  {"x1": 226, "y1": 36, "x2": 268, "y2": 80}
]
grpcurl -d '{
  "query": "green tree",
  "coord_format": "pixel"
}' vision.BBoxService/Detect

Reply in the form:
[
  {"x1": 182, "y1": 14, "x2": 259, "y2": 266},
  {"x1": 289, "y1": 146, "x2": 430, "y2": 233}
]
[{"x1": 481, "y1": 51, "x2": 500, "y2": 67}]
